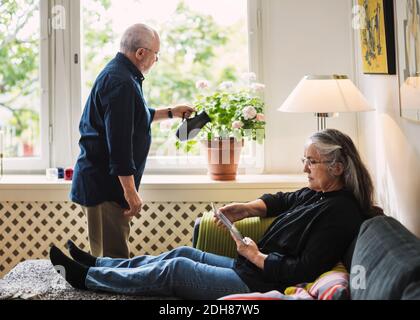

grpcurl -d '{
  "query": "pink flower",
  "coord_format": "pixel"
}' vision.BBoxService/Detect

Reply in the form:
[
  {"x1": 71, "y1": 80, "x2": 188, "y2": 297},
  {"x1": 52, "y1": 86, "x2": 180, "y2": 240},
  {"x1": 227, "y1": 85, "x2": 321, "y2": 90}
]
[
  {"x1": 251, "y1": 83, "x2": 266, "y2": 92},
  {"x1": 196, "y1": 80, "x2": 210, "y2": 90},
  {"x1": 256, "y1": 113, "x2": 265, "y2": 122},
  {"x1": 242, "y1": 106, "x2": 257, "y2": 120},
  {"x1": 232, "y1": 121, "x2": 244, "y2": 129}
]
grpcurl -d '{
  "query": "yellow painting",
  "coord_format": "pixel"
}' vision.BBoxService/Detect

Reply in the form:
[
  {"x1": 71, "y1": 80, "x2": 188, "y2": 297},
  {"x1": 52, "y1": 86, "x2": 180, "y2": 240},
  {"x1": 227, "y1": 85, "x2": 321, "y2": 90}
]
[{"x1": 359, "y1": 0, "x2": 396, "y2": 74}]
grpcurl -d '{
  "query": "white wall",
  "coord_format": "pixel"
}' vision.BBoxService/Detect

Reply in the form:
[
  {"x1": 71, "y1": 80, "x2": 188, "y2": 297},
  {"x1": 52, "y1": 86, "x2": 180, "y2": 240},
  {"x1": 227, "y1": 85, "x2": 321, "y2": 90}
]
[
  {"x1": 354, "y1": 12, "x2": 420, "y2": 236},
  {"x1": 261, "y1": 0, "x2": 358, "y2": 173}
]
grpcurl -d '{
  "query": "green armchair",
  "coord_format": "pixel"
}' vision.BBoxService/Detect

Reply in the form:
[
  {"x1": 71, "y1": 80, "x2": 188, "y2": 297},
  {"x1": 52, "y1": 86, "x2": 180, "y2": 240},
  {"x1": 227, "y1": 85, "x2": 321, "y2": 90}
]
[{"x1": 192, "y1": 211, "x2": 276, "y2": 258}]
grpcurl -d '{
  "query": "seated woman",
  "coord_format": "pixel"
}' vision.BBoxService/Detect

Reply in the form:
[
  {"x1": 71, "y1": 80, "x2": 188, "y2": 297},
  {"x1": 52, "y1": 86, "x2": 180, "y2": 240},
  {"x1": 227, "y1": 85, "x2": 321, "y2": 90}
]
[{"x1": 50, "y1": 128, "x2": 382, "y2": 299}]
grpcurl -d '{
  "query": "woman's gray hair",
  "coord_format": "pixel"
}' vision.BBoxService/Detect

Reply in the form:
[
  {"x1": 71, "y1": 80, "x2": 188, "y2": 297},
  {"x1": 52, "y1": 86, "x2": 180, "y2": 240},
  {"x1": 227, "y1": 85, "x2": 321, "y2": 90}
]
[{"x1": 307, "y1": 129, "x2": 382, "y2": 217}]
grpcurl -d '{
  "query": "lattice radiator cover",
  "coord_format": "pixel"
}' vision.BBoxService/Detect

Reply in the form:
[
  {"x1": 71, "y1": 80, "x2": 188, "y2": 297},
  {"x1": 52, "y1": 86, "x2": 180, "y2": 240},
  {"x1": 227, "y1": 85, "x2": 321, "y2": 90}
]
[{"x1": 0, "y1": 202, "x2": 220, "y2": 277}]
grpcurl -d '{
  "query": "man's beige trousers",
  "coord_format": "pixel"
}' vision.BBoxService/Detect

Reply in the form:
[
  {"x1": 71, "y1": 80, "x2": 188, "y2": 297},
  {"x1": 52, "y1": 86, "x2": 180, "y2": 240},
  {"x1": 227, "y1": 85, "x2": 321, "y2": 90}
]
[{"x1": 82, "y1": 201, "x2": 131, "y2": 258}]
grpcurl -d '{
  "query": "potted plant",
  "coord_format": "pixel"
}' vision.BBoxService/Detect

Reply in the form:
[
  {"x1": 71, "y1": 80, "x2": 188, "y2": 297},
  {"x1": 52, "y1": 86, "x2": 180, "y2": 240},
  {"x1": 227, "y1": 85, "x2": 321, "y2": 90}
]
[{"x1": 191, "y1": 74, "x2": 266, "y2": 180}]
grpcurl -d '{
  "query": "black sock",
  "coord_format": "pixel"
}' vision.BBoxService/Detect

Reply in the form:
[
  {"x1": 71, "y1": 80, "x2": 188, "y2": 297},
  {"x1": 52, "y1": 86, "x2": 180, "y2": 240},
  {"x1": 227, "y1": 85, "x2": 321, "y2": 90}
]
[
  {"x1": 50, "y1": 245, "x2": 88, "y2": 290},
  {"x1": 66, "y1": 240, "x2": 97, "y2": 267}
]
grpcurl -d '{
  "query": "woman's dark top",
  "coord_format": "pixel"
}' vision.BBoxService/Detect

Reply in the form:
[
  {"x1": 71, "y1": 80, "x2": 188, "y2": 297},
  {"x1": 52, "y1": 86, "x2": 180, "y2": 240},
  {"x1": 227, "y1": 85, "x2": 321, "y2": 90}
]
[{"x1": 233, "y1": 187, "x2": 366, "y2": 293}]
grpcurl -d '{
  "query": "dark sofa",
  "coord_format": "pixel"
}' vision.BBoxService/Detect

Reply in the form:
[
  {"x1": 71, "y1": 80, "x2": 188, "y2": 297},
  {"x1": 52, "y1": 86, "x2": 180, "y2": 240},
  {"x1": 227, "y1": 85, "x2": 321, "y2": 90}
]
[
  {"x1": 350, "y1": 216, "x2": 420, "y2": 299},
  {"x1": 193, "y1": 215, "x2": 420, "y2": 300}
]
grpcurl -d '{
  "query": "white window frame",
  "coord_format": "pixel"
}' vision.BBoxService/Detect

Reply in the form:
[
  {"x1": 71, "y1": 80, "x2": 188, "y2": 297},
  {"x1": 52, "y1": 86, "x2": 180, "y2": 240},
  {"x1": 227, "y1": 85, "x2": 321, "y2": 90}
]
[
  {"x1": 4, "y1": 0, "x2": 264, "y2": 174},
  {"x1": 6, "y1": 0, "x2": 263, "y2": 174},
  {"x1": 49, "y1": 0, "x2": 81, "y2": 170},
  {"x1": 4, "y1": 0, "x2": 50, "y2": 173}
]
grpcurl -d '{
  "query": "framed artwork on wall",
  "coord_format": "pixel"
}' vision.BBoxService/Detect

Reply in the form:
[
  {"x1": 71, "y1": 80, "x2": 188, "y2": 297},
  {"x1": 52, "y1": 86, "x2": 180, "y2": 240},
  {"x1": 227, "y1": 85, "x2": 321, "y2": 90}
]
[
  {"x1": 358, "y1": 0, "x2": 396, "y2": 74},
  {"x1": 395, "y1": 0, "x2": 420, "y2": 122}
]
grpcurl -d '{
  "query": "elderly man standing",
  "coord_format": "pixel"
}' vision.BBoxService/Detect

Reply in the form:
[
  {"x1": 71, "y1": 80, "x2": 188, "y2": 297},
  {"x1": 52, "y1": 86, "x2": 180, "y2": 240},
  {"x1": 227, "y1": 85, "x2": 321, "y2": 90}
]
[{"x1": 70, "y1": 24, "x2": 194, "y2": 258}]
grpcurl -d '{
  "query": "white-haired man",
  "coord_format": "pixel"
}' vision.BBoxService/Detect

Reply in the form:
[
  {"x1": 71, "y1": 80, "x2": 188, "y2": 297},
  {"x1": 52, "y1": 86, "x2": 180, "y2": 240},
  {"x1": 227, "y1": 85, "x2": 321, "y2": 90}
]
[{"x1": 71, "y1": 24, "x2": 194, "y2": 258}]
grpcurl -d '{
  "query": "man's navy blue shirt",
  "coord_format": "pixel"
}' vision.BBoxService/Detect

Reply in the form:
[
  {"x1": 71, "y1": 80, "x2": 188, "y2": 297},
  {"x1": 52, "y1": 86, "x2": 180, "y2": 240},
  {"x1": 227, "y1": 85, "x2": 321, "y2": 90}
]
[{"x1": 71, "y1": 53, "x2": 155, "y2": 208}]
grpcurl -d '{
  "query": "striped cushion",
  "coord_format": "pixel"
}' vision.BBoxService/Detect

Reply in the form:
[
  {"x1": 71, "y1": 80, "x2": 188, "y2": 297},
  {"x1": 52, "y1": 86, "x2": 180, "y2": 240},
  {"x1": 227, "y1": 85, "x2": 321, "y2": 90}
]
[
  {"x1": 287, "y1": 263, "x2": 349, "y2": 300},
  {"x1": 220, "y1": 263, "x2": 349, "y2": 300}
]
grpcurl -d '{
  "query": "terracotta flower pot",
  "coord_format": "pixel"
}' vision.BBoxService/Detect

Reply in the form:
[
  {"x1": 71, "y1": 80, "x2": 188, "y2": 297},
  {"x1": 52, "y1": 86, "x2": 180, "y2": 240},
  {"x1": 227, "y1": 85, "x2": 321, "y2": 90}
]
[{"x1": 202, "y1": 138, "x2": 243, "y2": 181}]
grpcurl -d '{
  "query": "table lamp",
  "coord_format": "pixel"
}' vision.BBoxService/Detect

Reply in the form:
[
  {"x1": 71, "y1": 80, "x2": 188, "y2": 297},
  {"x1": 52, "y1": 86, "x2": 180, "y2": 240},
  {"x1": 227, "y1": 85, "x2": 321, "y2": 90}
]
[{"x1": 278, "y1": 75, "x2": 374, "y2": 130}]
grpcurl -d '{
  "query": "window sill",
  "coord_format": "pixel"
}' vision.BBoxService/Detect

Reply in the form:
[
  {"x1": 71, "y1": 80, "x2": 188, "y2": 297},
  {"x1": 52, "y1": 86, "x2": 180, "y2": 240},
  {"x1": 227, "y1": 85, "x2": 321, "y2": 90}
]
[{"x1": 0, "y1": 174, "x2": 307, "y2": 202}]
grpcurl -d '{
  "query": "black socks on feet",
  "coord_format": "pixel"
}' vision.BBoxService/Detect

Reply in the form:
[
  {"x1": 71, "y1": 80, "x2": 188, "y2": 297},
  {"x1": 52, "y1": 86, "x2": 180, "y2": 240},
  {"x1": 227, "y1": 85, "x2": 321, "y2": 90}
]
[
  {"x1": 49, "y1": 245, "x2": 88, "y2": 290},
  {"x1": 50, "y1": 241, "x2": 98, "y2": 290},
  {"x1": 66, "y1": 240, "x2": 97, "y2": 267}
]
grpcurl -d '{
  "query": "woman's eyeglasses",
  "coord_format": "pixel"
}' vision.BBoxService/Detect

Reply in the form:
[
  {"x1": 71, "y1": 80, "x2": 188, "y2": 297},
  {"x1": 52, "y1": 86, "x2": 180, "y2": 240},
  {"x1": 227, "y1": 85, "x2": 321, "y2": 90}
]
[{"x1": 301, "y1": 157, "x2": 332, "y2": 168}]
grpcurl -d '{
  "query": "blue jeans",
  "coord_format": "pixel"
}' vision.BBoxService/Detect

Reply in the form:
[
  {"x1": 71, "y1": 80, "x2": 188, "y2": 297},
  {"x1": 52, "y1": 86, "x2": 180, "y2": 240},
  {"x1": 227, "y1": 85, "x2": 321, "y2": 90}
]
[{"x1": 85, "y1": 246, "x2": 250, "y2": 299}]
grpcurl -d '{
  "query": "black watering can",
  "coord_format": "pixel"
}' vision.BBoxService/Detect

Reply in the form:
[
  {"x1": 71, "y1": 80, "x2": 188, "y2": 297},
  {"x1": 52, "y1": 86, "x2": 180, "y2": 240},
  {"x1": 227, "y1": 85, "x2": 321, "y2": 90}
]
[{"x1": 176, "y1": 111, "x2": 211, "y2": 142}]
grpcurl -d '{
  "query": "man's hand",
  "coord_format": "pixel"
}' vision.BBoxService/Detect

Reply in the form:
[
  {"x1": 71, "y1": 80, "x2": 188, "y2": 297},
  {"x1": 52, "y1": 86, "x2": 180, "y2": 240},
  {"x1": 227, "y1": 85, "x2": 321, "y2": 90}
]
[
  {"x1": 123, "y1": 189, "x2": 143, "y2": 218},
  {"x1": 233, "y1": 236, "x2": 267, "y2": 270},
  {"x1": 172, "y1": 105, "x2": 195, "y2": 119},
  {"x1": 118, "y1": 176, "x2": 142, "y2": 218}
]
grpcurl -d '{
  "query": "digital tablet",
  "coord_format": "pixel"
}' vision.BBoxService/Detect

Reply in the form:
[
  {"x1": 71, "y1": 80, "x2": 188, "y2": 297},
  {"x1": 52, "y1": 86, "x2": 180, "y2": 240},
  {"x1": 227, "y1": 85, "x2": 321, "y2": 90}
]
[{"x1": 212, "y1": 202, "x2": 248, "y2": 245}]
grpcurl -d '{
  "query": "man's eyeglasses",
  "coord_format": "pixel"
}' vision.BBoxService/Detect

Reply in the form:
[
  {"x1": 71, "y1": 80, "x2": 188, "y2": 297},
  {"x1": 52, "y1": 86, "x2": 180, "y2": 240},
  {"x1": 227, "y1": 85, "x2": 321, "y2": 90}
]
[
  {"x1": 141, "y1": 47, "x2": 159, "y2": 61},
  {"x1": 301, "y1": 157, "x2": 332, "y2": 168}
]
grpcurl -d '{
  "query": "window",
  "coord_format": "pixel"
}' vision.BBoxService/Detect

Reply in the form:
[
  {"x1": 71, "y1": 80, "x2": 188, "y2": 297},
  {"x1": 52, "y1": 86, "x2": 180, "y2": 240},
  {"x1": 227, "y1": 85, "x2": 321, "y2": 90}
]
[
  {"x1": 0, "y1": 0, "x2": 261, "y2": 173},
  {"x1": 81, "y1": 0, "x2": 261, "y2": 172},
  {"x1": 0, "y1": 0, "x2": 49, "y2": 172}
]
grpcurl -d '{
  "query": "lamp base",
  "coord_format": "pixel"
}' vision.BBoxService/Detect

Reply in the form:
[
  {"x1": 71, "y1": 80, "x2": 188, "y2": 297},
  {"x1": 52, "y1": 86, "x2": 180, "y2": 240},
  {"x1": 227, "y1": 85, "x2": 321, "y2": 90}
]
[{"x1": 314, "y1": 113, "x2": 339, "y2": 131}]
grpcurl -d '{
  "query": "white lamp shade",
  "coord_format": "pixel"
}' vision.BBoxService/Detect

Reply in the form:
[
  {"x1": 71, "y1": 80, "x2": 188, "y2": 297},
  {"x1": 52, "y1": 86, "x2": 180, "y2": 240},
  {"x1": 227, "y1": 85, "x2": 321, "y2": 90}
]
[{"x1": 278, "y1": 75, "x2": 374, "y2": 113}]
